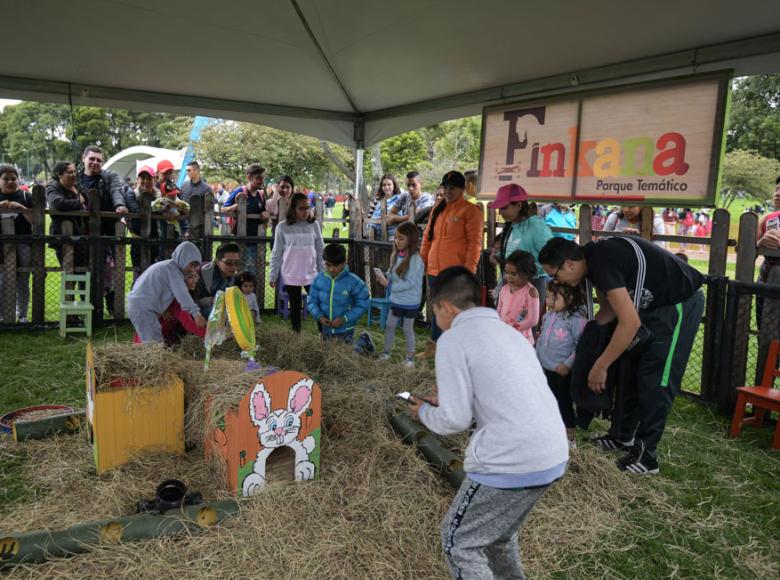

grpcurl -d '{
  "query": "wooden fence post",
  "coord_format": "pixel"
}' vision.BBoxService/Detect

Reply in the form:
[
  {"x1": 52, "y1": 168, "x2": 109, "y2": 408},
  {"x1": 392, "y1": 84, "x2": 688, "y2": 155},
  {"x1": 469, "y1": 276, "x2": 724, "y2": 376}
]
[
  {"x1": 707, "y1": 208, "x2": 730, "y2": 277},
  {"x1": 487, "y1": 206, "x2": 496, "y2": 248},
  {"x1": 189, "y1": 195, "x2": 204, "y2": 244},
  {"x1": 578, "y1": 204, "x2": 592, "y2": 244},
  {"x1": 315, "y1": 197, "x2": 324, "y2": 231},
  {"x1": 140, "y1": 192, "x2": 154, "y2": 271},
  {"x1": 86, "y1": 189, "x2": 103, "y2": 320},
  {"x1": 203, "y1": 192, "x2": 214, "y2": 260},
  {"x1": 640, "y1": 206, "x2": 654, "y2": 241},
  {"x1": 61, "y1": 222, "x2": 74, "y2": 275},
  {"x1": 729, "y1": 212, "x2": 759, "y2": 408},
  {"x1": 256, "y1": 224, "x2": 266, "y2": 308},
  {"x1": 349, "y1": 195, "x2": 362, "y2": 240},
  {"x1": 112, "y1": 220, "x2": 127, "y2": 319},
  {"x1": 700, "y1": 207, "x2": 731, "y2": 401},
  {"x1": 1, "y1": 218, "x2": 17, "y2": 322},
  {"x1": 31, "y1": 185, "x2": 46, "y2": 323},
  {"x1": 380, "y1": 197, "x2": 388, "y2": 241}
]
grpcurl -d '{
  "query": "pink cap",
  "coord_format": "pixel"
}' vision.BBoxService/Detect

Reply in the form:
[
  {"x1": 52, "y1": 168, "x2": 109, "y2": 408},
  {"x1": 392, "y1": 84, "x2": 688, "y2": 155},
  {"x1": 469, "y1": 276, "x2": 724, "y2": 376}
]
[
  {"x1": 157, "y1": 159, "x2": 174, "y2": 174},
  {"x1": 487, "y1": 183, "x2": 528, "y2": 209},
  {"x1": 137, "y1": 165, "x2": 155, "y2": 178}
]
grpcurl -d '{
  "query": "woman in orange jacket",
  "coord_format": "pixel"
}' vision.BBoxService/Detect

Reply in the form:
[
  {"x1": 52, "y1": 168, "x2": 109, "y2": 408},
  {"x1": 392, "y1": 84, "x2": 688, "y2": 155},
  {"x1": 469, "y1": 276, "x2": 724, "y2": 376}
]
[{"x1": 420, "y1": 171, "x2": 484, "y2": 343}]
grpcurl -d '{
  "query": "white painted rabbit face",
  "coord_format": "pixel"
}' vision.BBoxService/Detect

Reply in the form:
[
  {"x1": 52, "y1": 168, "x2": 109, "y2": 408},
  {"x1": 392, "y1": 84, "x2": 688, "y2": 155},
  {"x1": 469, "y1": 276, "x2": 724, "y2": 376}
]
[{"x1": 249, "y1": 379, "x2": 313, "y2": 449}]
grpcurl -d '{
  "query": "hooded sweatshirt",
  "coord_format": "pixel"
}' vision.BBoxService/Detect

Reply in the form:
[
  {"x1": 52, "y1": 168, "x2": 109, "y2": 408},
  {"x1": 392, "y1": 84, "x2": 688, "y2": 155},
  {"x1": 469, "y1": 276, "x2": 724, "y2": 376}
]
[
  {"x1": 127, "y1": 241, "x2": 202, "y2": 317},
  {"x1": 536, "y1": 310, "x2": 588, "y2": 371},
  {"x1": 418, "y1": 307, "x2": 568, "y2": 487}
]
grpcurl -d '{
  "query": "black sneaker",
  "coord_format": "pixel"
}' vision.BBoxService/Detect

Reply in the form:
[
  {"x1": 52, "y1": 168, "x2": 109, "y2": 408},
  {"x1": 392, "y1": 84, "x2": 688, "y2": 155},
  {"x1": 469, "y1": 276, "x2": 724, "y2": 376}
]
[
  {"x1": 616, "y1": 441, "x2": 659, "y2": 474},
  {"x1": 354, "y1": 332, "x2": 375, "y2": 356},
  {"x1": 590, "y1": 434, "x2": 634, "y2": 452}
]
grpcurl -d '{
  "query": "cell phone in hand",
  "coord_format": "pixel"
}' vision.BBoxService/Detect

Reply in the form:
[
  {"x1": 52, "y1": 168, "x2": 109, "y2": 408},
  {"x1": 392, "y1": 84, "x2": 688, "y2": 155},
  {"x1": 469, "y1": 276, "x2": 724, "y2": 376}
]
[{"x1": 396, "y1": 391, "x2": 414, "y2": 403}]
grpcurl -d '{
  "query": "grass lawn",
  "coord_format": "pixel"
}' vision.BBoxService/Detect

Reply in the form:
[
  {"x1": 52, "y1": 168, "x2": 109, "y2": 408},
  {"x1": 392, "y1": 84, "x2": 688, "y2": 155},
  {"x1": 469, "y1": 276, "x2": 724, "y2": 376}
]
[{"x1": 1, "y1": 316, "x2": 778, "y2": 577}]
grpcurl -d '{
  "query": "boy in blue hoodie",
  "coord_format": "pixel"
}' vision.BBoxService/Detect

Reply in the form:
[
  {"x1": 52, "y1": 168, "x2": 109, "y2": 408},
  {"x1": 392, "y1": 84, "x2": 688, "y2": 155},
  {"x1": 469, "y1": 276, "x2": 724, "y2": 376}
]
[
  {"x1": 307, "y1": 243, "x2": 370, "y2": 345},
  {"x1": 409, "y1": 266, "x2": 568, "y2": 579}
]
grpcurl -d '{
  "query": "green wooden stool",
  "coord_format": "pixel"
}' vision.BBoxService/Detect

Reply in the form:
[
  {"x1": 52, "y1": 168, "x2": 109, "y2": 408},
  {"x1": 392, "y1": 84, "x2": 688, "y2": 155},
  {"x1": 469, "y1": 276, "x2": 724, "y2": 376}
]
[{"x1": 59, "y1": 273, "x2": 94, "y2": 338}]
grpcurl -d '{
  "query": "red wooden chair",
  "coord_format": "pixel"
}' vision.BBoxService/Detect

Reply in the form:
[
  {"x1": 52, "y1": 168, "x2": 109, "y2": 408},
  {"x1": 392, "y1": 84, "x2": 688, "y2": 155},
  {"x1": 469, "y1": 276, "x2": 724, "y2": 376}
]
[{"x1": 730, "y1": 339, "x2": 780, "y2": 450}]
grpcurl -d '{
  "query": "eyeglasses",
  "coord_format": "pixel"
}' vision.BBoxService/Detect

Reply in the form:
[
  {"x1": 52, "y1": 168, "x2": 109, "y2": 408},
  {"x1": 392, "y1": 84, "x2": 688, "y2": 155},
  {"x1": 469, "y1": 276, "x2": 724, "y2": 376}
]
[{"x1": 221, "y1": 259, "x2": 241, "y2": 266}]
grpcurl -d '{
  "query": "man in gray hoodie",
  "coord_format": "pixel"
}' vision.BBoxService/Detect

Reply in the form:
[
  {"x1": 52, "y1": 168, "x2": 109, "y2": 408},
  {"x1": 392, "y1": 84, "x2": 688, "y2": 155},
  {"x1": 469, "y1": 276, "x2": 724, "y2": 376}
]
[
  {"x1": 127, "y1": 241, "x2": 206, "y2": 343},
  {"x1": 410, "y1": 266, "x2": 568, "y2": 579}
]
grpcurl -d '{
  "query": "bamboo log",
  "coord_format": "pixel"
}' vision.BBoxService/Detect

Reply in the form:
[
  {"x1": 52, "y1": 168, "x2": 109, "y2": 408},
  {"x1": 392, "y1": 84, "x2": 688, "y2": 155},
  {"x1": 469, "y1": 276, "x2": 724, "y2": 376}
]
[
  {"x1": 0, "y1": 500, "x2": 240, "y2": 569},
  {"x1": 389, "y1": 413, "x2": 465, "y2": 489},
  {"x1": 12, "y1": 411, "x2": 86, "y2": 442}
]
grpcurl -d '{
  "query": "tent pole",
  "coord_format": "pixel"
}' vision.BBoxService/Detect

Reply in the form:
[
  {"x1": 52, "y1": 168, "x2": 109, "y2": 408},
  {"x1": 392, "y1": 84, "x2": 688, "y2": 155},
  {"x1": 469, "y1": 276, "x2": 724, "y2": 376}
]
[{"x1": 352, "y1": 147, "x2": 364, "y2": 240}]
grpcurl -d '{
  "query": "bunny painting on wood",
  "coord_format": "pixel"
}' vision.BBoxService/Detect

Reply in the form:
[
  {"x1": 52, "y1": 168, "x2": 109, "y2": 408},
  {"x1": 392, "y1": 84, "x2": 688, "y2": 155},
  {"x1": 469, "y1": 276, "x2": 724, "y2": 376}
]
[
  {"x1": 204, "y1": 370, "x2": 322, "y2": 496},
  {"x1": 242, "y1": 378, "x2": 317, "y2": 495}
]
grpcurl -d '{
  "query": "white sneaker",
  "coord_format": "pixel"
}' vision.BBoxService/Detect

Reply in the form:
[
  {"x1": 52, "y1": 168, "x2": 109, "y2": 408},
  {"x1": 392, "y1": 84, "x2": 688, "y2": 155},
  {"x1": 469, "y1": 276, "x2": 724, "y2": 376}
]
[
  {"x1": 379, "y1": 353, "x2": 390, "y2": 361},
  {"x1": 18, "y1": 317, "x2": 29, "y2": 324},
  {"x1": 403, "y1": 357, "x2": 415, "y2": 369}
]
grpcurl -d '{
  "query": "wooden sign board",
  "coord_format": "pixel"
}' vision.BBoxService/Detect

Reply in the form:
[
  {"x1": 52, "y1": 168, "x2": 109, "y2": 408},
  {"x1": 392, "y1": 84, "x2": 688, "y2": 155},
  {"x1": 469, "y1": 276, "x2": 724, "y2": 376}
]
[
  {"x1": 205, "y1": 370, "x2": 322, "y2": 496},
  {"x1": 478, "y1": 73, "x2": 730, "y2": 206}
]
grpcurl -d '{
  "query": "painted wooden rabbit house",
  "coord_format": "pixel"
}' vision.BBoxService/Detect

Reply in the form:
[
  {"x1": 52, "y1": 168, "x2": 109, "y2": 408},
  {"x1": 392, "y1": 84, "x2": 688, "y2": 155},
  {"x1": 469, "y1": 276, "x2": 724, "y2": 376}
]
[{"x1": 205, "y1": 370, "x2": 322, "y2": 496}]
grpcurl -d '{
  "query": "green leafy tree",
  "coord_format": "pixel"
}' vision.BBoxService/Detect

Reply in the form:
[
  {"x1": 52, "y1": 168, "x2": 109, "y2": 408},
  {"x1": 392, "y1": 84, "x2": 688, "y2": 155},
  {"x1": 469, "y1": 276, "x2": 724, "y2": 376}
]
[
  {"x1": 727, "y1": 75, "x2": 780, "y2": 160},
  {"x1": 195, "y1": 122, "x2": 345, "y2": 188},
  {"x1": 719, "y1": 149, "x2": 780, "y2": 208},
  {"x1": 379, "y1": 131, "x2": 429, "y2": 178}
]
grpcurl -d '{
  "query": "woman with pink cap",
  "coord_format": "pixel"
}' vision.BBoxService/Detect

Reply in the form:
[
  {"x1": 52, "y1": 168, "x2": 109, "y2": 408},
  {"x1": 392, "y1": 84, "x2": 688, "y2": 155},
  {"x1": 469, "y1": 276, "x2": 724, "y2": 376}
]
[{"x1": 489, "y1": 183, "x2": 554, "y2": 313}]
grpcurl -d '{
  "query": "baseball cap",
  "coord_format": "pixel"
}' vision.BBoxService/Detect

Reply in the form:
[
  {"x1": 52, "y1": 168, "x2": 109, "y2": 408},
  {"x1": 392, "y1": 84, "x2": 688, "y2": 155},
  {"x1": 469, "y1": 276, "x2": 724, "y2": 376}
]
[
  {"x1": 157, "y1": 159, "x2": 174, "y2": 174},
  {"x1": 440, "y1": 171, "x2": 466, "y2": 188},
  {"x1": 487, "y1": 183, "x2": 528, "y2": 209},
  {"x1": 137, "y1": 165, "x2": 156, "y2": 178}
]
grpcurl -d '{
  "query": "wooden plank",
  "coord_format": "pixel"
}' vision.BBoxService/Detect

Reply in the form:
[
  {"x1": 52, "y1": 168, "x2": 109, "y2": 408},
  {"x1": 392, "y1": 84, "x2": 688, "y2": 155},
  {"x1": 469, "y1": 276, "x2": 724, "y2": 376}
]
[
  {"x1": 640, "y1": 206, "x2": 653, "y2": 241},
  {"x1": 31, "y1": 185, "x2": 46, "y2": 323},
  {"x1": 578, "y1": 204, "x2": 592, "y2": 244},
  {"x1": 61, "y1": 221, "x2": 74, "y2": 274},
  {"x1": 140, "y1": 192, "x2": 153, "y2": 271},
  {"x1": 2, "y1": 218, "x2": 17, "y2": 322},
  {"x1": 380, "y1": 197, "x2": 388, "y2": 241},
  {"x1": 487, "y1": 206, "x2": 496, "y2": 248},
  {"x1": 728, "y1": 212, "x2": 760, "y2": 404},
  {"x1": 112, "y1": 221, "x2": 126, "y2": 319},
  {"x1": 256, "y1": 225, "x2": 266, "y2": 308},
  {"x1": 203, "y1": 192, "x2": 215, "y2": 259},
  {"x1": 734, "y1": 212, "x2": 758, "y2": 283},
  {"x1": 707, "y1": 208, "x2": 730, "y2": 277},
  {"x1": 188, "y1": 195, "x2": 204, "y2": 242}
]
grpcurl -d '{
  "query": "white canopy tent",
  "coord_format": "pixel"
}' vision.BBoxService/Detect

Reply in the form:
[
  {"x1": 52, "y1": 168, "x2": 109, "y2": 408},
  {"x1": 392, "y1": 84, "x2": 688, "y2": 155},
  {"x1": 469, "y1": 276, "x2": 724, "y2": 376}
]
[
  {"x1": 103, "y1": 146, "x2": 186, "y2": 181},
  {"x1": 2, "y1": 0, "x2": 780, "y2": 192}
]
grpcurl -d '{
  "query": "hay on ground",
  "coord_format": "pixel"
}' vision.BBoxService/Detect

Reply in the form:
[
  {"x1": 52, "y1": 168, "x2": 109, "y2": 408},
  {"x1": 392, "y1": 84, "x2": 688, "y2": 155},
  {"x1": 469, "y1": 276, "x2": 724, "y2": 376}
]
[{"x1": 8, "y1": 326, "x2": 767, "y2": 578}]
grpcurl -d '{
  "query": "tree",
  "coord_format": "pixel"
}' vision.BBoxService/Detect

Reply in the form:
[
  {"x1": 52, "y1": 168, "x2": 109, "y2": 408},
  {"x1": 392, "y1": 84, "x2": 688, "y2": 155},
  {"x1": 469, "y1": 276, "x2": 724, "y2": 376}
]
[
  {"x1": 195, "y1": 122, "x2": 348, "y2": 189},
  {"x1": 379, "y1": 131, "x2": 429, "y2": 178},
  {"x1": 719, "y1": 149, "x2": 780, "y2": 208},
  {"x1": 727, "y1": 75, "x2": 780, "y2": 160},
  {"x1": 0, "y1": 101, "x2": 192, "y2": 176}
]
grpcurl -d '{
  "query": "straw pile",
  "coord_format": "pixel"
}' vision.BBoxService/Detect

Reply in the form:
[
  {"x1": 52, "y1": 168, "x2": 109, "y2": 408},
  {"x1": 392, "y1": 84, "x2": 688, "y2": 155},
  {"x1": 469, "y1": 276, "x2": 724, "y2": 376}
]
[
  {"x1": 92, "y1": 342, "x2": 172, "y2": 391},
  {"x1": 1, "y1": 326, "x2": 675, "y2": 578}
]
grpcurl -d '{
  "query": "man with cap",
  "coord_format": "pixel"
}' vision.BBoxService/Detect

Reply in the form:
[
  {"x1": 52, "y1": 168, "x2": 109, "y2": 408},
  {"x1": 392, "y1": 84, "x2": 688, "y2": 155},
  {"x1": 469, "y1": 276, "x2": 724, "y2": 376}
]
[
  {"x1": 418, "y1": 171, "x2": 484, "y2": 356},
  {"x1": 488, "y1": 183, "x2": 554, "y2": 312},
  {"x1": 124, "y1": 165, "x2": 160, "y2": 268},
  {"x1": 223, "y1": 163, "x2": 270, "y2": 273}
]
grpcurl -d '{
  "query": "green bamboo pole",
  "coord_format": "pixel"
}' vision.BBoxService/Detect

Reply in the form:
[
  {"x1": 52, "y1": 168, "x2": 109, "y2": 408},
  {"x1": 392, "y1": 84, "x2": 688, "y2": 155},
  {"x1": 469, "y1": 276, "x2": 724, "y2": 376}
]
[
  {"x1": 389, "y1": 413, "x2": 465, "y2": 489},
  {"x1": 12, "y1": 411, "x2": 86, "y2": 442},
  {"x1": 0, "y1": 500, "x2": 240, "y2": 569}
]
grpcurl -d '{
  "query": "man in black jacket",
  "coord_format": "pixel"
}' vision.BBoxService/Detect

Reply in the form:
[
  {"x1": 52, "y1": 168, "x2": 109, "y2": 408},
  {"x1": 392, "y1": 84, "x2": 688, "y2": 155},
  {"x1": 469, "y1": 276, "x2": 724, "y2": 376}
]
[
  {"x1": 78, "y1": 145, "x2": 128, "y2": 234},
  {"x1": 539, "y1": 236, "x2": 704, "y2": 475},
  {"x1": 77, "y1": 145, "x2": 128, "y2": 313}
]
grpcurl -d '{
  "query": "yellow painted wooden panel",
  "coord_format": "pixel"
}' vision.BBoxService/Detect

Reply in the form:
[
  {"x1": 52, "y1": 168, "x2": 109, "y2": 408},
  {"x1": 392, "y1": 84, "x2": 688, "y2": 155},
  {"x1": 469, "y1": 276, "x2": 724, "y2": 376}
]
[{"x1": 91, "y1": 375, "x2": 184, "y2": 474}]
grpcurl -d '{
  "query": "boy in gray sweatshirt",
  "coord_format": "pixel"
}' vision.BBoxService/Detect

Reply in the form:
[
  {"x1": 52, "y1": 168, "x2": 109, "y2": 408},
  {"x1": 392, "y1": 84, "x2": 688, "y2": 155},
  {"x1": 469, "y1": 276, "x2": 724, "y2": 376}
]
[{"x1": 410, "y1": 266, "x2": 568, "y2": 579}]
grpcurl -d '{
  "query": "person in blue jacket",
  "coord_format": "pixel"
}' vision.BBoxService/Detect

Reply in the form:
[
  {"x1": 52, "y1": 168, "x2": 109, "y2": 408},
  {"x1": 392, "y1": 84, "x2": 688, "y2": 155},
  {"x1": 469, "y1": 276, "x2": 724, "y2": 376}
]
[{"x1": 307, "y1": 243, "x2": 370, "y2": 344}]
